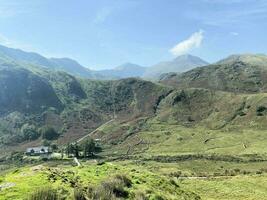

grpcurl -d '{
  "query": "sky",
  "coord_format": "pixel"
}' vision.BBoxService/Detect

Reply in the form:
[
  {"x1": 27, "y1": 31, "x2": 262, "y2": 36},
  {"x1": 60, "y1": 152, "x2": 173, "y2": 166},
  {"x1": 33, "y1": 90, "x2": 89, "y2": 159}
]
[{"x1": 0, "y1": 0, "x2": 266, "y2": 70}]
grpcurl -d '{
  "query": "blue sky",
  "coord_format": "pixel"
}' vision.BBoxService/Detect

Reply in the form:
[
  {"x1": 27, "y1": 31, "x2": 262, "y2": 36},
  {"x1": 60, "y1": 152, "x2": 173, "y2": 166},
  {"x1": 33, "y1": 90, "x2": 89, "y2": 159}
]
[{"x1": 0, "y1": 0, "x2": 266, "y2": 69}]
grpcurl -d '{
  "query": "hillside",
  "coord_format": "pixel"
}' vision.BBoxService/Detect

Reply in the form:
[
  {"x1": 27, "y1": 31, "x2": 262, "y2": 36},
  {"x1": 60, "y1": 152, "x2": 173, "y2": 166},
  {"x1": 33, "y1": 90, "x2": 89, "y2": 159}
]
[
  {"x1": 0, "y1": 59, "x2": 171, "y2": 151},
  {"x1": 0, "y1": 67, "x2": 63, "y2": 116},
  {"x1": 0, "y1": 45, "x2": 211, "y2": 80},
  {"x1": 143, "y1": 54, "x2": 208, "y2": 78},
  {"x1": 96, "y1": 63, "x2": 146, "y2": 78},
  {"x1": 1, "y1": 54, "x2": 267, "y2": 200},
  {"x1": 160, "y1": 54, "x2": 267, "y2": 93},
  {"x1": 0, "y1": 44, "x2": 96, "y2": 78}
]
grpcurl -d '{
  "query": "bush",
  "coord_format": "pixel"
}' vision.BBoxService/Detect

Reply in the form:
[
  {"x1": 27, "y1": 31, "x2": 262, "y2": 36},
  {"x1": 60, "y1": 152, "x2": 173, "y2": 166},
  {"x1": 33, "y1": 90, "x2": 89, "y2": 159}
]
[
  {"x1": 256, "y1": 106, "x2": 267, "y2": 116},
  {"x1": 134, "y1": 191, "x2": 148, "y2": 200},
  {"x1": 21, "y1": 124, "x2": 40, "y2": 141},
  {"x1": 39, "y1": 126, "x2": 60, "y2": 140},
  {"x1": 86, "y1": 174, "x2": 131, "y2": 199},
  {"x1": 73, "y1": 188, "x2": 86, "y2": 200},
  {"x1": 257, "y1": 106, "x2": 267, "y2": 113},
  {"x1": 28, "y1": 187, "x2": 58, "y2": 200}
]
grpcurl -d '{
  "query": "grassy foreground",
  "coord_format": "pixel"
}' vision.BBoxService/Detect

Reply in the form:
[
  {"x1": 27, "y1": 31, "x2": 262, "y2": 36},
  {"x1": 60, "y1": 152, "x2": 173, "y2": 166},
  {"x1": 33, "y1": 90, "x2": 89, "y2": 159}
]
[
  {"x1": 0, "y1": 161, "x2": 200, "y2": 200},
  {"x1": 2, "y1": 159, "x2": 267, "y2": 199}
]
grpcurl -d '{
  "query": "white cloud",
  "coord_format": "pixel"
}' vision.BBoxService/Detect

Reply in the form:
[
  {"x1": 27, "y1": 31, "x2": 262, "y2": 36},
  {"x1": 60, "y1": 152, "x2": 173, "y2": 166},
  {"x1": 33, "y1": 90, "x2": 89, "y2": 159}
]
[{"x1": 170, "y1": 30, "x2": 204, "y2": 56}]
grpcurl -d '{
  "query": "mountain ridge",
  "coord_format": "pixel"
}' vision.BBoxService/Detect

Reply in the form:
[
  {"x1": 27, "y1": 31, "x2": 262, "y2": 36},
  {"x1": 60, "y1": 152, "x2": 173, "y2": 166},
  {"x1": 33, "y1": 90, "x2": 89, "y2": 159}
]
[
  {"x1": 160, "y1": 54, "x2": 267, "y2": 93},
  {"x1": 0, "y1": 44, "x2": 209, "y2": 79}
]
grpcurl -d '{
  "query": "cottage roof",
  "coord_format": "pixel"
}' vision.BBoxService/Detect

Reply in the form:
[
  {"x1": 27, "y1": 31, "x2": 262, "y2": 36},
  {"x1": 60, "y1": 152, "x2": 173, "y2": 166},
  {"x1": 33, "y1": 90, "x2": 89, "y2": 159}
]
[{"x1": 26, "y1": 146, "x2": 50, "y2": 154}]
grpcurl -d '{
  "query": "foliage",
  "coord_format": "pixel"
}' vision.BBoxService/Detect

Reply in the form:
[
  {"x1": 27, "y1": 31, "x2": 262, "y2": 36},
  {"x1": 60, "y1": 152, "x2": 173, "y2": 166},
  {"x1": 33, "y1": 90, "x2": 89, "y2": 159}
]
[
  {"x1": 21, "y1": 124, "x2": 40, "y2": 141},
  {"x1": 66, "y1": 142, "x2": 81, "y2": 157},
  {"x1": 39, "y1": 126, "x2": 60, "y2": 140},
  {"x1": 28, "y1": 187, "x2": 59, "y2": 200},
  {"x1": 82, "y1": 138, "x2": 96, "y2": 158}
]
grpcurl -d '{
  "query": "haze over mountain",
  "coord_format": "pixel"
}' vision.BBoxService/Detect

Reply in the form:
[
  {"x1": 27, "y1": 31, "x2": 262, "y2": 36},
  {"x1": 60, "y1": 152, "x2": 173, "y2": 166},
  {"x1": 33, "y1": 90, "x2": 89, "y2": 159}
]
[
  {"x1": 0, "y1": 44, "x2": 96, "y2": 78},
  {"x1": 95, "y1": 63, "x2": 146, "y2": 78},
  {"x1": 143, "y1": 54, "x2": 209, "y2": 78},
  {"x1": 0, "y1": 44, "x2": 209, "y2": 80}
]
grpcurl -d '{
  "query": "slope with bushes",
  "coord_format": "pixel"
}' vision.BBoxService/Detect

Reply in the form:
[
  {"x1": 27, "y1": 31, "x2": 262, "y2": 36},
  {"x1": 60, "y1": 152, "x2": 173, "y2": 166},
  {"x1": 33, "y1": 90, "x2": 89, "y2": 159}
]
[{"x1": 160, "y1": 54, "x2": 267, "y2": 93}]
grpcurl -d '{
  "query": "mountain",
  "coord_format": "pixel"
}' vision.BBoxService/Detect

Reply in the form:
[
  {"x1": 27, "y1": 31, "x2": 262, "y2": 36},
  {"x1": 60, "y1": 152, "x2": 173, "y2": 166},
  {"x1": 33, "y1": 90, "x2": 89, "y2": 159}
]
[
  {"x1": 216, "y1": 54, "x2": 267, "y2": 66},
  {"x1": 2, "y1": 50, "x2": 267, "y2": 200},
  {"x1": 49, "y1": 57, "x2": 94, "y2": 78},
  {"x1": 97, "y1": 55, "x2": 208, "y2": 79},
  {"x1": 0, "y1": 44, "x2": 96, "y2": 78},
  {"x1": 143, "y1": 54, "x2": 209, "y2": 78},
  {"x1": 0, "y1": 45, "x2": 210, "y2": 80},
  {"x1": 0, "y1": 57, "x2": 170, "y2": 148},
  {"x1": 0, "y1": 45, "x2": 57, "y2": 68},
  {"x1": 160, "y1": 54, "x2": 267, "y2": 93},
  {"x1": 96, "y1": 63, "x2": 146, "y2": 78},
  {"x1": 0, "y1": 67, "x2": 63, "y2": 116}
]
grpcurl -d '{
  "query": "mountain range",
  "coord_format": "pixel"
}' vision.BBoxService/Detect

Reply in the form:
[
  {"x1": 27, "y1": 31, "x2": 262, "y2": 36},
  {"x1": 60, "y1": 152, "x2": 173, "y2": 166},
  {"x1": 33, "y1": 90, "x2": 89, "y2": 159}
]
[
  {"x1": 0, "y1": 42, "x2": 267, "y2": 156},
  {"x1": 160, "y1": 54, "x2": 267, "y2": 93},
  {"x1": 0, "y1": 44, "x2": 208, "y2": 80},
  {"x1": 0, "y1": 42, "x2": 267, "y2": 160}
]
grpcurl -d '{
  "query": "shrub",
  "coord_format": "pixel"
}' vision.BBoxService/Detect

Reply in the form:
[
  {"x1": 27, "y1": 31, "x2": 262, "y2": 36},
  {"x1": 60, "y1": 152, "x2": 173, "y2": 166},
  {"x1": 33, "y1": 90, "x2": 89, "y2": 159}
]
[
  {"x1": 86, "y1": 174, "x2": 131, "y2": 199},
  {"x1": 114, "y1": 174, "x2": 132, "y2": 187},
  {"x1": 134, "y1": 191, "x2": 148, "y2": 200},
  {"x1": 256, "y1": 106, "x2": 267, "y2": 116},
  {"x1": 257, "y1": 106, "x2": 267, "y2": 113},
  {"x1": 73, "y1": 188, "x2": 86, "y2": 200},
  {"x1": 39, "y1": 126, "x2": 59, "y2": 140},
  {"x1": 28, "y1": 187, "x2": 58, "y2": 200},
  {"x1": 21, "y1": 124, "x2": 40, "y2": 141},
  {"x1": 152, "y1": 194, "x2": 165, "y2": 200}
]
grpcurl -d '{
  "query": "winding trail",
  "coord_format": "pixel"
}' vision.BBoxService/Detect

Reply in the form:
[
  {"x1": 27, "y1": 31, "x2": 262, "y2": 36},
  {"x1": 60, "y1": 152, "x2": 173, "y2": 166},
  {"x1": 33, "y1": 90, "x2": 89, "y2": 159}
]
[{"x1": 77, "y1": 119, "x2": 114, "y2": 143}]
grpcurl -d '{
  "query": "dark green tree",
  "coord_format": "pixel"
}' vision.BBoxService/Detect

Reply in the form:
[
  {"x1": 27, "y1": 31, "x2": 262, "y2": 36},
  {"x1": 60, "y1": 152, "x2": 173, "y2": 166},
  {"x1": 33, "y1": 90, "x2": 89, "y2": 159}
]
[
  {"x1": 21, "y1": 124, "x2": 40, "y2": 141},
  {"x1": 66, "y1": 142, "x2": 80, "y2": 158},
  {"x1": 39, "y1": 126, "x2": 59, "y2": 140},
  {"x1": 82, "y1": 138, "x2": 96, "y2": 158}
]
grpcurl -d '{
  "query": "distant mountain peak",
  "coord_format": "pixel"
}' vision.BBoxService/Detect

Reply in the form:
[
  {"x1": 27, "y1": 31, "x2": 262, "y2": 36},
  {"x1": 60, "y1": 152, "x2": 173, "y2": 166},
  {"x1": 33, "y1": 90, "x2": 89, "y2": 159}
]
[
  {"x1": 115, "y1": 63, "x2": 144, "y2": 71},
  {"x1": 142, "y1": 54, "x2": 209, "y2": 78}
]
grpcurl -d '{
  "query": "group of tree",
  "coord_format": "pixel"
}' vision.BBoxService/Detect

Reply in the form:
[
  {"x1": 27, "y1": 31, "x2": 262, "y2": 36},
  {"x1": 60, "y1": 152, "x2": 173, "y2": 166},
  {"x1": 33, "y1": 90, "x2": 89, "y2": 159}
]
[
  {"x1": 65, "y1": 138, "x2": 99, "y2": 158},
  {"x1": 21, "y1": 124, "x2": 60, "y2": 141},
  {"x1": 39, "y1": 126, "x2": 60, "y2": 140}
]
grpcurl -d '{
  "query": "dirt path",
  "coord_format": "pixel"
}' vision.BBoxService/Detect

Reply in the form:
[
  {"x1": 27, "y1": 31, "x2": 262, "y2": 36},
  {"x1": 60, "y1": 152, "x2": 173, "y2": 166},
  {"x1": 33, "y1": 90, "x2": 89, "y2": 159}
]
[
  {"x1": 73, "y1": 157, "x2": 81, "y2": 166},
  {"x1": 178, "y1": 175, "x2": 233, "y2": 180},
  {"x1": 77, "y1": 119, "x2": 114, "y2": 143}
]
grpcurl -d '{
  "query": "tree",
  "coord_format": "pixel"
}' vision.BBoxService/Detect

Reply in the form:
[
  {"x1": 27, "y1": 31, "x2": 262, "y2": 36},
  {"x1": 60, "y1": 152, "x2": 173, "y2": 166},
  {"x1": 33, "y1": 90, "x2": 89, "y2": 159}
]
[
  {"x1": 39, "y1": 126, "x2": 59, "y2": 140},
  {"x1": 82, "y1": 138, "x2": 96, "y2": 158},
  {"x1": 65, "y1": 142, "x2": 80, "y2": 158},
  {"x1": 21, "y1": 124, "x2": 40, "y2": 141},
  {"x1": 66, "y1": 143, "x2": 74, "y2": 157}
]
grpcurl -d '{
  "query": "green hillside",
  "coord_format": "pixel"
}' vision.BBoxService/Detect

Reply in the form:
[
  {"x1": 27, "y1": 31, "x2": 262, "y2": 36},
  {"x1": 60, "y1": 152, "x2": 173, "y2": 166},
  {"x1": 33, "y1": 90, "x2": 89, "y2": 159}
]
[
  {"x1": 1, "y1": 52, "x2": 267, "y2": 200},
  {"x1": 160, "y1": 54, "x2": 267, "y2": 93}
]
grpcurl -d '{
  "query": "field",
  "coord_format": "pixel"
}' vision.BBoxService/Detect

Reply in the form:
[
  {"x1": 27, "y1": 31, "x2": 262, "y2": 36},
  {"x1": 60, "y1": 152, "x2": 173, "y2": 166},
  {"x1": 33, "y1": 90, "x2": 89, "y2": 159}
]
[{"x1": 2, "y1": 157, "x2": 267, "y2": 200}]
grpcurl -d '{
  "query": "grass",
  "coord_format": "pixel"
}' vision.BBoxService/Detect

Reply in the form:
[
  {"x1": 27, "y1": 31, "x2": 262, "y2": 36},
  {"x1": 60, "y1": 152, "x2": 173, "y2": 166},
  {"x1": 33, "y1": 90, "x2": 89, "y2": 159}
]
[
  {"x1": 0, "y1": 162, "x2": 199, "y2": 200},
  {"x1": 100, "y1": 118, "x2": 267, "y2": 158},
  {"x1": 2, "y1": 157, "x2": 267, "y2": 199},
  {"x1": 180, "y1": 174, "x2": 267, "y2": 200}
]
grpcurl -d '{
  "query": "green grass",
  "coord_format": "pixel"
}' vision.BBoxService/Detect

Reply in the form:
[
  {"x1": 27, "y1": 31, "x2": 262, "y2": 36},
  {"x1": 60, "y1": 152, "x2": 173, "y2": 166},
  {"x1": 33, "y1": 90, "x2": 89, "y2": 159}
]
[
  {"x1": 180, "y1": 174, "x2": 267, "y2": 200},
  {"x1": 0, "y1": 162, "x2": 199, "y2": 200},
  {"x1": 3, "y1": 158, "x2": 267, "y2": 199}
]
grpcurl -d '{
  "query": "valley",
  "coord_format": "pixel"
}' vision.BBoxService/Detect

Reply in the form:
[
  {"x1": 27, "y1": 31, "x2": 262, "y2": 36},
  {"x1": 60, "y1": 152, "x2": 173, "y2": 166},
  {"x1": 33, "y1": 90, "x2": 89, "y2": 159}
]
[{"x1": 0, "y1": 45, "x2": 267, "y2": 199}]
